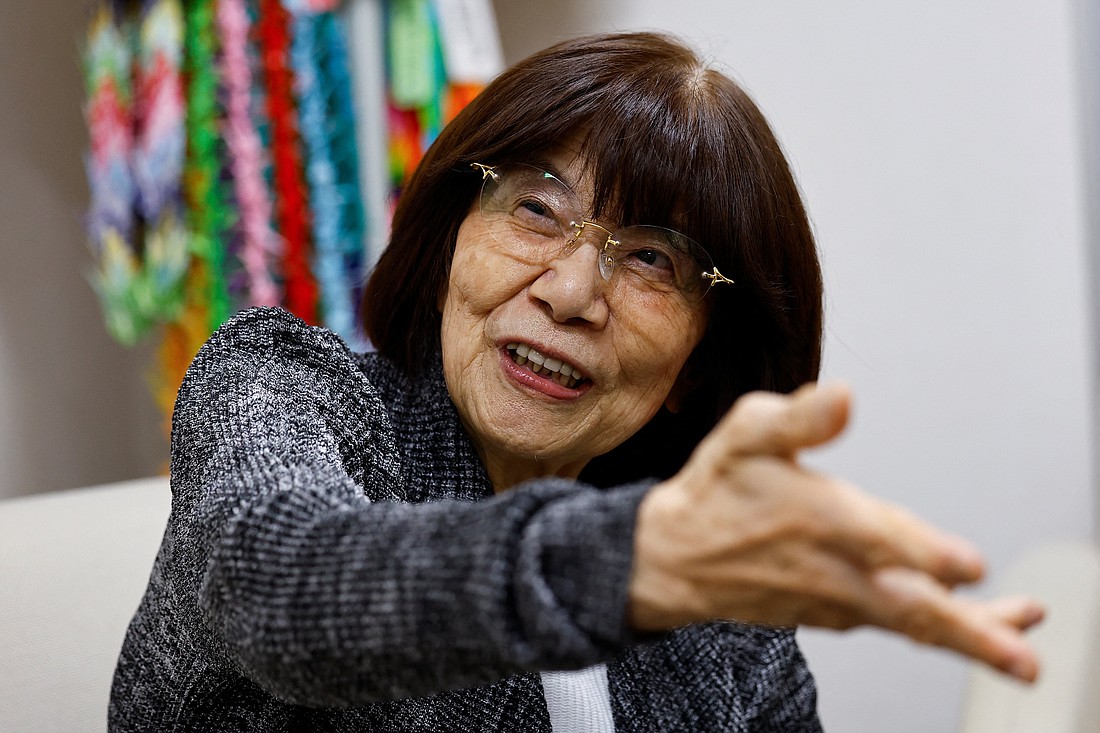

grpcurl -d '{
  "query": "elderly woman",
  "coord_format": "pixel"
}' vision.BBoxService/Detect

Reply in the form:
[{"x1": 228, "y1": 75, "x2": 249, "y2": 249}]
[{"x1": 110, "y1": 32, "x2": 1041, "y2": 732}]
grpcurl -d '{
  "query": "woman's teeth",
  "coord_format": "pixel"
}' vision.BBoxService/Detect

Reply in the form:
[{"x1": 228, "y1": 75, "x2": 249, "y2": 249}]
[{"x1": 506, "y1": 343, "x2": 584, "y2": 388}]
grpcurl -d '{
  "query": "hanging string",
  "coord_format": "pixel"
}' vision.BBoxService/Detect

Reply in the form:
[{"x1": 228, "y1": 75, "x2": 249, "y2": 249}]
[
  {"x1": 287, "y1": 4, "x2": 365, "y2": 344},
  {"x1": 217, "y1": 0, "x2": 282, "y2": 308},
  {"x1": 85, "y1": 1, "x2": 140, "y2": 344},
  {"x1": 181, "y1": 0, "x2": 232, "y2": 332},
  {"x1": 257, "y1": 0, "x2": 318, "y2": 324},
  {"x1": 289, "y1": 9, "x2": 350, "y2": 339},
  {"x1": 318, "y1": 12, "x2": 368, "y2": 329},
  {"x1": 386, "y1": 0, "x2": 437, "y2": 196},
  {"x1": 133, "y1": 0, "x2": 185, "y2": 226},
  {"x1": 157, "y1": 0, "x2": 233, "y2": 421},
  {"x1": 85, "y1": 0, "x2": 192, "y2": 348},
  {"x1": 384, "y1": 0, "x2": 471, "y2": 203},
  {"x1": 82, "y1": 0, "x2": 497, "y2": 427},
  {"x1": 132, "y1": 0, "x2": 189, "y2": 330}
]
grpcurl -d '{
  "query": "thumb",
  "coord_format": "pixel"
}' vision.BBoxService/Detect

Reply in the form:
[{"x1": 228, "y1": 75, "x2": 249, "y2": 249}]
[{"x1": 716, "y1": 381, "x2": 852, "y2": 458}]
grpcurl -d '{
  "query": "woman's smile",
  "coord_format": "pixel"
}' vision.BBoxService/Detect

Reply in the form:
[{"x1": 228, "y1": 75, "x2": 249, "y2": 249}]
[
  {"x1": 504, "y1": 342, "x2": 587, "y2": 390},
  {"x1": 499, "y1": 340, "x2": 592, "y2": 400},
  {"x1": 440, "y1": 149, "x2": 707, "y2": 491}
]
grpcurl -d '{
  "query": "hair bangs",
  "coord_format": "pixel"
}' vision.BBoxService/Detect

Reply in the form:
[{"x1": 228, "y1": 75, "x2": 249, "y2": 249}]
[
  {"x1": 574, "y1": 72, "x2": 756, "y2": 278},
  {"x1": 455, "y1": 33, "x2": 716, "y2": 243}
]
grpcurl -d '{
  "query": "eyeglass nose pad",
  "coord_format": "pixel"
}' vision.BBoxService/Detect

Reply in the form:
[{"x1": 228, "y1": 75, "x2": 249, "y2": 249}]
[
  {"x1": 562, "y1": 221, "x2": 617, "y2": 281},
  {"x1": 561, "y1": 221, "x2": 586, "y2": 256},
  {"x1": 597, "y1": 236, "x2": 623, "y2": 282},
  {"x1": 598, "y1": 247, "x2": 616, "y2": 281}
]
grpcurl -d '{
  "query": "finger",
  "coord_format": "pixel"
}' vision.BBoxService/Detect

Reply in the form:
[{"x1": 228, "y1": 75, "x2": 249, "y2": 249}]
[
  {"x1": 825, "y1": 486, "x2": 986, "y2": 585},
  {"x1": 985, "y1": 595, "x2": 1046, "y2": 632},
  {"x1": 734, "y1": 457, "x2": 987, "y2": 585},
  {"x1": 871, "y1": 567, "x2": 1042, "y2": 683},
  {"x1": 715, "y1": 381, "x2": 852, "y2": 458}
]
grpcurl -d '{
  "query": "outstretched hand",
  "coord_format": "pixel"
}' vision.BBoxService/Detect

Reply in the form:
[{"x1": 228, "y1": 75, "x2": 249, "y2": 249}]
[{"x1": 629, "y1": 382, "x2": 1044, "y2": 681}]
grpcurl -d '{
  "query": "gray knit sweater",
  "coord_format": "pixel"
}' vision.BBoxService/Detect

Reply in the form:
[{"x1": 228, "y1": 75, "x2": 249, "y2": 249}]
[{"x1": 108, "y1": 307, "x2": 822, "y2": 732}]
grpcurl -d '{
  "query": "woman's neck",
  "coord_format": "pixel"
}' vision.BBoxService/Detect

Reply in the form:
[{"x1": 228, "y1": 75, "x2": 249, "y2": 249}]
[{"x1": 477, "y1": 445, "x2": 589, "y2": 493}]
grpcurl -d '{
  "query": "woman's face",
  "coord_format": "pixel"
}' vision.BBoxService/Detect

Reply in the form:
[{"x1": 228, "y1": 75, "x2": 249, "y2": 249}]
[{"x1": 440, "y1": 149, "x2": 708, "y2": 491}]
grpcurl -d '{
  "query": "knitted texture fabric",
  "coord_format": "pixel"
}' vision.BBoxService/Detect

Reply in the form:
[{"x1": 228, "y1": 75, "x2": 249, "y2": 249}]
[
  {"x1": 108, "y1": 307, "x2": 822, "y2": 732},
  {"x1": 541, "y1": 665, "x2": 615, "y2": 732}
]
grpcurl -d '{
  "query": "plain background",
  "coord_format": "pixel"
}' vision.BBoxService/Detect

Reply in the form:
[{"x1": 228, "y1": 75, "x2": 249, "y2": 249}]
[{"x1": 0, "y1": 1, "x2": 1095, "y2": 731}]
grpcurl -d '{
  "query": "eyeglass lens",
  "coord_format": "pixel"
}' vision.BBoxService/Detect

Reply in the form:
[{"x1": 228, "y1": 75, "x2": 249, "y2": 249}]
[{"x1": 478, "y1": 164, "x2": 716, "y2": 302}]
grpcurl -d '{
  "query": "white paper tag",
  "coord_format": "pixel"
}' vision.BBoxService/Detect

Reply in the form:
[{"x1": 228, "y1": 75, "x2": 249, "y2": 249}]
[{"x1": 431, "y1": 0, "x2": 504, "y2": 84}]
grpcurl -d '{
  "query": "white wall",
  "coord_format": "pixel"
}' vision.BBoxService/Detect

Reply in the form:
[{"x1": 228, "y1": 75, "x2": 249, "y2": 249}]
[
  {"x1": 493, "y1": 1, "x2": 1095, "y2": 730},
  {"x1": 0, "y1": 3, "x2": 165, "y2": 499}
]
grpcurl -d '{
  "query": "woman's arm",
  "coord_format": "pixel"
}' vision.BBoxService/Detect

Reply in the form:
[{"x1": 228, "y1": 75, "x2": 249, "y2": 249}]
[
  {"x1": 169, "y1": 308, "x2": 648, "y2": 707},
  {"x1": 629, "y1": 383, "x2": 1043, "y2": 682}
]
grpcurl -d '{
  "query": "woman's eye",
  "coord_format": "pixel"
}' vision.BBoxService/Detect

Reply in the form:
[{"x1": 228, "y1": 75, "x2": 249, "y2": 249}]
[
  {"x1": 630, "y1": 248, "x2": 674, "y2": 272},
  {"x1": 508, "y1": 195, "x2": 562, "y2": 239},
  {"x1": 518, "y1": 199, "x2": 550, "y2": 218}
]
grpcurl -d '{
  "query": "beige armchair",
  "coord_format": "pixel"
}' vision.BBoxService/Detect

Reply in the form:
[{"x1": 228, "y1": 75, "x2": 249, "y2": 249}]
[
  {"x1": 0, "y1": 477, "x2": 170, "y2": 732},
  {"x1": 960, "y1": 540, "x2": 1100, "y2": 733}
]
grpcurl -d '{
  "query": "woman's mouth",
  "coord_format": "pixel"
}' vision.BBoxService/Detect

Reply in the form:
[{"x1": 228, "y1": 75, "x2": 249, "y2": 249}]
[{"x1": 505, "y1": 343, "x2": 588, "y2": 389}]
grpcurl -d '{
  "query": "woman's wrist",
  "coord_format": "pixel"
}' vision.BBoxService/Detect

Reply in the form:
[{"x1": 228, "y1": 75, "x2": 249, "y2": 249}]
[{"x1": 628, "y1": 479, "x2": 708, "y2": 632}]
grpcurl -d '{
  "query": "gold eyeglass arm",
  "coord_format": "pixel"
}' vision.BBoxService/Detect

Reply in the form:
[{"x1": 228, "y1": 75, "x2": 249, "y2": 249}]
[
  {"x1": 471, "y1": 162, "x2": 497, "y2": 180},
  {"x1": 566, "y1": 220, "x2": 616, "y2": 250},
  {"x1": 703, "y1": 267, "x2": 735, "y2": 287}
]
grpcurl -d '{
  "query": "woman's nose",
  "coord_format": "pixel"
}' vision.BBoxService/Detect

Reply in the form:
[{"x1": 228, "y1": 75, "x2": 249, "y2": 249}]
[{"x1": 527, "y1": 242, "x2": 610, "y2": 327}]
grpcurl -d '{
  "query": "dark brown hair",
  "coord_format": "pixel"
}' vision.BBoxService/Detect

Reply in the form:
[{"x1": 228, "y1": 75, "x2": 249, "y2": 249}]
[{"x1": 362, "y1": 32, "x2": 823, "y2": 483}]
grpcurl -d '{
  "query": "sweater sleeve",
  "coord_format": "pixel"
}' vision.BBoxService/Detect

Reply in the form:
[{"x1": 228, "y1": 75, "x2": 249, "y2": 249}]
[{"x1": 167, "y1": 308, "x2": 649, "y2": 708}]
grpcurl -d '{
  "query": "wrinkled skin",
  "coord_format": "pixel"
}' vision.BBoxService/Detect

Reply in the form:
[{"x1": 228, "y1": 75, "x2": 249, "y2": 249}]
[{"x1": 441, "y1": 148, "x2": 706, "y2": 490}]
